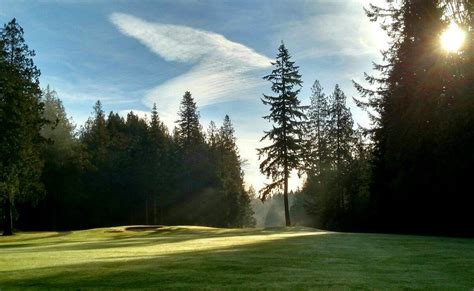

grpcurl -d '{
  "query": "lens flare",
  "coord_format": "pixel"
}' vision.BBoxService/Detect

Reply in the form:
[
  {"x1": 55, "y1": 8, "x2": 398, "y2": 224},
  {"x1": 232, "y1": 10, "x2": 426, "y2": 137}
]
[{"x1": 440, "y1": 22, "x2": 465, "y2": 52}]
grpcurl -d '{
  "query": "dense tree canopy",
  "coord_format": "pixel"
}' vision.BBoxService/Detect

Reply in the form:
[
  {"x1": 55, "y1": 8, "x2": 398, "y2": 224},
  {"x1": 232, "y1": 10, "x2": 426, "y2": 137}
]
[
  {"x1": 0, "y1": 19, "x2": 45, "y2": 235},
  {"x1": 2, "y1": 2, "x2": 473, "y2": 237},
  {"x1": 354, "y1": 0, "x2": 473, "y2": 235}
]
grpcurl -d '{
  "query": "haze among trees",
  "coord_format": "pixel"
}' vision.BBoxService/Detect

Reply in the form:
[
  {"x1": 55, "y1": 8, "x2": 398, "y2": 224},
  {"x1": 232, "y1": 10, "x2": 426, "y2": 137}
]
[{"x1": 1, "y1": 0, "x2": 473, "y2": 238}]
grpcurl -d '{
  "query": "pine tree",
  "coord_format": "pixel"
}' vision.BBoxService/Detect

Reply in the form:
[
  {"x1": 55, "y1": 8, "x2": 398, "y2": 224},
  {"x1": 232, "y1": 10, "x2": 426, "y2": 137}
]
[
  {"x1": 0, "y1": 19, "x2": 45, "y2": 235},
  {"x1": 326, "y1": 86, "x2": 357, "y2": 225},
  {"x1": 217, "y1": 115, "x2": 251, "y2": 227},
  {"x1": 258, "y1": 42, "x2": 306, "y2": 226},
  {"x1": 173, "y1": 91, "x2": 207, "y2": 224},
  {"x1": 353, "y1": 0, "x2": 473, "y2": 234},
  {"x1": 147, "y1": 103, "x2": 170, "y2": 224},
  {"x1": 327, "y1": 84, "x2": 353, "y2": 170},
  {"x1": 79, "y1": 101, "x2": 111, "y2": 226},
  {"x1": 175, "y1": 91, "x2": 203, "y2": 148},
  {"x1": 305, "y1": 80, "x2": 329, "y2": 176},
  {"x1": 81, "y1": 101, "x2": 108, "y2": 163},
  {"x1": 206, "y1": 121, "x2": 219, "y2": 148},
  {"x1": 39, "y1": 86, "x2": 85, "y2": 230}
]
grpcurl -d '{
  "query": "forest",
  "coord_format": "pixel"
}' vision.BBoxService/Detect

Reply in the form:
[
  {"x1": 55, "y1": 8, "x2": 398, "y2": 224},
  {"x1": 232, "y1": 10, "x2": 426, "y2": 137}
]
[{"x1": 1, "y1": 0, "x2": 473, "y2": 238}]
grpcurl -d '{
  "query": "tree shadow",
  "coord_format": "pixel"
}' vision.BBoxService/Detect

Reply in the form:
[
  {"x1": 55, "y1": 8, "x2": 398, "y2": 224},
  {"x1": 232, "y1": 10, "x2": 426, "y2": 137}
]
[
  {"x1": 0, "y1": 231, "x2": 72, "y2": 248},
  {"x1": 1, "y1": 229, "x2": 473, "y2": 289},
  {"x1": 1, "y1": 232, "x2": 338, "y2": 288},
  {"x1": 2, "y1": 226, "x2": 322, "y2": 253}
]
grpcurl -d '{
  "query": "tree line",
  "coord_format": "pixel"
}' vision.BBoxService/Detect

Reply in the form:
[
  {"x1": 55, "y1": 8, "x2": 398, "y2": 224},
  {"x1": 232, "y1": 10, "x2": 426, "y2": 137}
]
[
  {"x1": 2, "y1": 0, "x2": 473, "y2": 237},
  {"x1": 1, "y1": 19, "x2": 254, "y2": 234},
  {"x1": 258, "y1": 43, "x2": 371, "y2": 231},
  {"x1": 258, "y1": 0, "x2": 472, "y2": 236}
]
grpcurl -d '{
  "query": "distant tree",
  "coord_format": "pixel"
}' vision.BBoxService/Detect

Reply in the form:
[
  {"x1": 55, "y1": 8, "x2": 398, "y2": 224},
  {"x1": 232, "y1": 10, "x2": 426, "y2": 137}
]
[
  {"x1": 217, "y1": 115, "x2": 254, "y2": 227},
  {"x1": 258, "y1": 42, "x2": 306, "y2": 226},
  {"x1": 35, "y1": 86, "x2": 85, "y2": 230},
  {"x1": 206, "y1": 121, "x2": 219, "y2": 148},
  {"x1": 0, "y1": 19, "x2": 45, "y2": 235},
  {"x1": 40, "y1": 86, "x2": 75, "y2": 142},
  {"x1": 301, "y1": 82, "x2": 372, "y2": 231},
  {"x1": 173, "y1": 92, "x2": 209, "y2": 224},
  {"x1": 80, "y1": 101, "x2": 110, "y2": 226},
  {"x1": 327, "y1": 85, "x2": 353, "y2": 171},
  {"x1": 175, "y1": 91, "x2": 203, "y2": 148},
  {"x1": 124, "y1": 111, "x2": 150, "y2": 224},
  {"x1": 81, "y1": 101, "x2": 108, "y2": 164},
  {"x1": 146, "y1": 103, "x2": 170, "y2": 224},
  {"x1": 304, "y1": 80, "x2": 329, "y2": 176}
]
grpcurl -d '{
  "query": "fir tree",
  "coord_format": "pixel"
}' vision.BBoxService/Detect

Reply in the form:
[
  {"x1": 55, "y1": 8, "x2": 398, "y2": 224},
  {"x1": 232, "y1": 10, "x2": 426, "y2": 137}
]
[
  {"x1": 327, "y1": 84, "x2": 353, "y2": 170},
  {"x1": 147, "y1": 103, "x2": 169, "y2": 224},
  {"x1": 81, "y1": 101, "x2": 108, "y2": 163},
  {"x1": 0, "y1": 19, "x2": 45, "y2": 235},
  {"x1": 38, "y1": 86, "x2": 84, "y2": 230},
  {"x1": 305, "y1": 80, "x2": 329, "y2": 176},
  {"x1": 175, "y1": 91, "x2": 203, "y2": 148},
  {"x1": 354, "y1": 0, "x2": 473, "y2": 234},
  {"x1": 258, "y1": 42, "x2": 306, "y2": 226}
]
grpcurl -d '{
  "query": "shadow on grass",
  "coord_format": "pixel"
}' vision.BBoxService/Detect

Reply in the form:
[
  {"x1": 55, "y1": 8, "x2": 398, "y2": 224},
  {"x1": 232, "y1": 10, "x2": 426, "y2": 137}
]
[
  {"x1": 0, "y1": 232, "x2": 340, "y2": 289},
  {"x1": 0, "y1": 231, "x2": 72, "y2": 249},
  {"x1": 2, "y1": 226, "x2": 322, "y2": 253},
  {"x1": 1, "y1": 229, "x2": 473, "y2": 289}
]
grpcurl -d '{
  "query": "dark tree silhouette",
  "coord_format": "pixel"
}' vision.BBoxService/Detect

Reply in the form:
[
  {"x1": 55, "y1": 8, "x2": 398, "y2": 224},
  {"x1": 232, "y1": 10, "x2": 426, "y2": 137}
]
[
  {"x1": 354, "y1": 0, "x2": 473, "y2": 235},
  {"x1": 258, "y1": 42, "x2": 306, "y2": 226},
  {"x1": 0, "y1": 19, "x2": 45, "y2": 235},
  {"x1": 175, "y1": 91, "x2": 203, "y2": 148}
]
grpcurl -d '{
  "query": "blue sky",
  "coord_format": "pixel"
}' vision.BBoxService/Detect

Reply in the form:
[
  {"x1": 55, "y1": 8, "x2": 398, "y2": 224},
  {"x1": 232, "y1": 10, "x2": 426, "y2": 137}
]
[{"x1": 1, "y1": 0, "x2": 387, "y2": 190}]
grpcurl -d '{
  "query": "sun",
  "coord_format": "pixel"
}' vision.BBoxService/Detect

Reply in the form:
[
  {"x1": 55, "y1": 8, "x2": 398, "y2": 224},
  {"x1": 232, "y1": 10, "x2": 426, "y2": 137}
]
[{"x1": 440, "y1": 22, "x2": 466, "y2": 52}]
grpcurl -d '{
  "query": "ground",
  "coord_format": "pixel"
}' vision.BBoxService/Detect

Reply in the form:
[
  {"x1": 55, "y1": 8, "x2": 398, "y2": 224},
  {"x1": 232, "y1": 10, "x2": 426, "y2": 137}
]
[{"x1": 0, "y1": 226, "x2": 473, "y2": 289}]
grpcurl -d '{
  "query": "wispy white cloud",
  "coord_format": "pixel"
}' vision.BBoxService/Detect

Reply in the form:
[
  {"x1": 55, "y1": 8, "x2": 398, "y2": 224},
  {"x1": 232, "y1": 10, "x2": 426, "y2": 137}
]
[
  {"x1": 42, "y1": 75, "x2": 138, "y2": 104},
  {"x1": 110, "y1": 12, "x2": 272, "y2": 127},
  {"x1": 280, "y1": 1, "x2": 389, "y2": 60}
]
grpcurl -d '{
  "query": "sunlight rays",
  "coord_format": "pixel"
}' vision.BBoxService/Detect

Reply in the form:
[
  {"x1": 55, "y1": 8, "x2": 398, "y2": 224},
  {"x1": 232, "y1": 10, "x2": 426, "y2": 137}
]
[{"x1": 440, "y1": 22, "x2": 466, "y2": 52}]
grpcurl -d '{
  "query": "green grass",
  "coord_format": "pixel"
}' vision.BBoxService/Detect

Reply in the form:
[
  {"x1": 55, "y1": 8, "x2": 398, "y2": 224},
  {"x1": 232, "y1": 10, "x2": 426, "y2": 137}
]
[{"x1": 0, "y1": 226, "x2": 473, "y2": 289}]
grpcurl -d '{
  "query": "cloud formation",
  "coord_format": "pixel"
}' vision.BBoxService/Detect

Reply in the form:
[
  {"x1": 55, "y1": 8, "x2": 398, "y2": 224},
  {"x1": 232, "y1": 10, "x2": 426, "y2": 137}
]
[
  {"x1": 110, "y1": 12, "x2": 272, "y2": 126},
  {"x1": 265, "y1": 0, "x2": 389, "y2": 62}
]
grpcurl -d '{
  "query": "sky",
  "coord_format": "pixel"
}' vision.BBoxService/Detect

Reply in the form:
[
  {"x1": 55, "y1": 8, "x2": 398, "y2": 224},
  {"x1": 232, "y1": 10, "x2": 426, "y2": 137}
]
[{"x1": 1, "y1": 0, "x2": 388, "y2": 191}]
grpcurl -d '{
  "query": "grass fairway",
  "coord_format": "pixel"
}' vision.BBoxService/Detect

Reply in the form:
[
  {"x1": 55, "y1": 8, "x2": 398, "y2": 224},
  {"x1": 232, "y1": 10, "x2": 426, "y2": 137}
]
[{"x1": 1, "y1": 226, "x2": 473, "y2": 289}]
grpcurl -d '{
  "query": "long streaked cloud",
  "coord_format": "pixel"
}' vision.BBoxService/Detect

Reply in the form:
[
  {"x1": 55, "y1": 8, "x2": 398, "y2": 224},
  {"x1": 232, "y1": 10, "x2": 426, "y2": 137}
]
[{"x1": 110, "y1": 12, "x2": 272, "y2": 126}]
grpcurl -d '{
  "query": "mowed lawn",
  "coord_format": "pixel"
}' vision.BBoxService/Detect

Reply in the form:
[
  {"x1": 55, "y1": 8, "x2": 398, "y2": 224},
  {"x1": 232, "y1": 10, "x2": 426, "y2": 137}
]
[{"x1": 1, "y1": 226, "x2": 473, "y2": 289}]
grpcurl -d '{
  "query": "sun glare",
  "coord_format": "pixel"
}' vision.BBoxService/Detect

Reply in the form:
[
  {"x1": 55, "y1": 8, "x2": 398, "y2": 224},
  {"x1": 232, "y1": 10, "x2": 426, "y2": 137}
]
[{"x1": 440, "y1": 22, "x2": 465, "y2": 52}]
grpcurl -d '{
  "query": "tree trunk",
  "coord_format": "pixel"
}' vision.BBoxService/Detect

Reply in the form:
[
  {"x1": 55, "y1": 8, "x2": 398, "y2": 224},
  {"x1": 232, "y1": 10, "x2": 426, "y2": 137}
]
[
  {"x1": 160, "y1": 206, "x2": 164, "y2": 225},
  {"x1": 145, "y1": 196, "x2": 149, "y2": 225},
  {"x1": 283, "y1": 170, "x2": 291, "y2": 227},
  {"x1": 153, "y1": 195, "x2": 157, "y2": 225},
  {"x1": 3, "y1": 196, "x2": 13, "y2": 236}
]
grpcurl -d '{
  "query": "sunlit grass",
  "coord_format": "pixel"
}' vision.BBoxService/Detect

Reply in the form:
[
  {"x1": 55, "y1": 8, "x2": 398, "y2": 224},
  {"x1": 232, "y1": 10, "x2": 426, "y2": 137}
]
[{"x1": 1, "y1": 226, "x2": 473, "y2": 288}]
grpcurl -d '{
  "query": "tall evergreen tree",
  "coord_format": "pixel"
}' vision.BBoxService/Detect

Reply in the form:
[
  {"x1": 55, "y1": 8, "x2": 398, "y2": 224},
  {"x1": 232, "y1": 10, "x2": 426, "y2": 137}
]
[
  {"x1": 146, "y1": 103, "x2": 170, "y2": 224},
  {"x1": 175, "y1": 91, "x2": 203, "y2": 148},
  {"x1": 81, "y1": 101, "x2": 108, "y2": 163},
  {"x1": 326, "y1": 85, "x2": 354, "y2": 220},
  {"x1": 217, "y1": 115, "x2": 253, "y2": 227},
  {"x1": 173, "y1": 91, "x2": 208, "y2": 224},
  {"x1": 80, "y1": 101, "x2": 110, "y2": 226},
  {"x1": 304, "y1": 80, "x2": 329, "y2": 176},
  {"x1": 0, "y1": 19, "x2": 44, "y2": 235},
  {"x1": 36, "y1": 86, "x2": 84, "y2": 230},
  {"x1": 258, "y1": 42, "x2": 306, "y2": 226},
  {"x1": 354, "y1": 0, "x2": 473, "y2": 235},
  {"x1": 327, "y1": 84, "x2": 353, "y2": 170}
]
